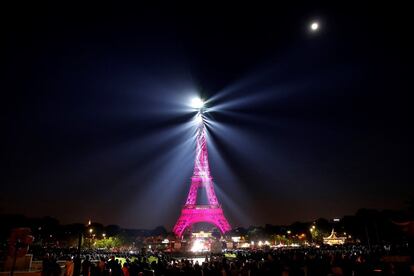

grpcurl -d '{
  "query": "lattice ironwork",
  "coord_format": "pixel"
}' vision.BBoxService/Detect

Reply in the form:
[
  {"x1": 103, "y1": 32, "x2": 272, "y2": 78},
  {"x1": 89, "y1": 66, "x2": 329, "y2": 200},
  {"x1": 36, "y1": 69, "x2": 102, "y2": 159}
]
[{"x1": 173, "y1": 121, "x2": 231, "y2": 237}]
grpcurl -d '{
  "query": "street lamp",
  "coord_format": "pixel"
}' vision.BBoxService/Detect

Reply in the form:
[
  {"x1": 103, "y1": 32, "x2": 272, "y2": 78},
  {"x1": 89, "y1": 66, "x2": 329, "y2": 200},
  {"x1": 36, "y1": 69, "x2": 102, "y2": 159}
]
[{"x1": 74, "y1": 220, "x2": 91, "y2": 276}]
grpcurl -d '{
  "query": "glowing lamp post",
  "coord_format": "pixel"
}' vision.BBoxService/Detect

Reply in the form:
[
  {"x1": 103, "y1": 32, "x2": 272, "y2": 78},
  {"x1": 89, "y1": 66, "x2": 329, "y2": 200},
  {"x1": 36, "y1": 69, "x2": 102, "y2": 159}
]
[
  {"x1": 88, "y1": 228, "x2": 94, "y2": 248},
  {"x1": 74, "y1": 220, "x2": 92, "y2": 276}
]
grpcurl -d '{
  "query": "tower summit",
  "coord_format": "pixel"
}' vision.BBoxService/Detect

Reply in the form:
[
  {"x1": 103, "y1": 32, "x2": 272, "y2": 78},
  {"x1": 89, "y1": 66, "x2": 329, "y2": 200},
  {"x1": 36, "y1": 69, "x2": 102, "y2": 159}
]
[{"x1": 173, "y1": 98, "x2": 231, "y2": 237}]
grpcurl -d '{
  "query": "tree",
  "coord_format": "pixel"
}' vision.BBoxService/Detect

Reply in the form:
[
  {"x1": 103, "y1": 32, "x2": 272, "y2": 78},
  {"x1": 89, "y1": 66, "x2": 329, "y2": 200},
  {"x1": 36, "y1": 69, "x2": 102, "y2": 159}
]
[
  {"x1": 151, "y1": 226, "x2": 167, "y2": 236},
  {"x1": 105, "y1": 225, "x2": 121, "y2": 236},
  {"x1": 93, "y1": 236, "x2": 122, "y2": 249}
]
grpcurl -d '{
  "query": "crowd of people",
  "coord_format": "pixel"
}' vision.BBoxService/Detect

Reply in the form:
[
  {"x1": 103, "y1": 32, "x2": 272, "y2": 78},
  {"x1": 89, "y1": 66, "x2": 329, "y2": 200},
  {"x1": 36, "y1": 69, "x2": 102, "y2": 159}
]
[{"x1": 38, "y1": 245, "x2": 414, "y2": 276}]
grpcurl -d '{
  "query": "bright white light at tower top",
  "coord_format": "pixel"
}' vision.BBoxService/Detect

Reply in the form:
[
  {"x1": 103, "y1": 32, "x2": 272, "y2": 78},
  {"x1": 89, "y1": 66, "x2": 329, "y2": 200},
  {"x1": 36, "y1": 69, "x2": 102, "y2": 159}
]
[{"x1": 190, "y1": 97, "x2": 204, "y2": 109}]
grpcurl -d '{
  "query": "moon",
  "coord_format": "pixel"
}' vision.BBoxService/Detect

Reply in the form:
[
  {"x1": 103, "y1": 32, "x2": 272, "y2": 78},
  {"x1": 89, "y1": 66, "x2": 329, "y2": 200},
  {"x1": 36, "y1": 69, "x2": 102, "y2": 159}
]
[{"x1": 310, "y1": 21, "x2": 319, "y2": 31}]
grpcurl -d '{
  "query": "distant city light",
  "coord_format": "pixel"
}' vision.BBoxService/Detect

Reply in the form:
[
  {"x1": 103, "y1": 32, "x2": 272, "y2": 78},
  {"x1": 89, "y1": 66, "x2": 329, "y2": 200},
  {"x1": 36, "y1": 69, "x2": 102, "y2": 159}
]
[
  {"x1": 190, "y1": 97, "x2": 204, "y2": 109},
  {"x1": 231, "y1": 236, "x2": 241, "y2": 242}
]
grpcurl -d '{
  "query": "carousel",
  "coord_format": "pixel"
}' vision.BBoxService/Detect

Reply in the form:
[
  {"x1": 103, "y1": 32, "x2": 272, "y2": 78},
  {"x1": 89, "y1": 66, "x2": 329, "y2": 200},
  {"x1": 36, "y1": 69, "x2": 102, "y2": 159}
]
[{"x1": 323, "y1": 229, "x2": 346, "y2": 245}]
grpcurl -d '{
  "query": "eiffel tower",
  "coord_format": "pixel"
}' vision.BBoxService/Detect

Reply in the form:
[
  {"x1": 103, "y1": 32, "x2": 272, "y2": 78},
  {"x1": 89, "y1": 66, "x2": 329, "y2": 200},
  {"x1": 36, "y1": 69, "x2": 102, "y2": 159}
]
[{"x1": 173, "y1": 106, "x2": 231, "y2": 237}]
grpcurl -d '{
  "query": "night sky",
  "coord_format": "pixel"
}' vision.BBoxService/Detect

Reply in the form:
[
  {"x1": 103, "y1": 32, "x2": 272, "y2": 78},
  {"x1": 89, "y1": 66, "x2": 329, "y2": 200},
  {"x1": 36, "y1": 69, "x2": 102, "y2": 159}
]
[{"x1": 1, "y1": 3, "x2": 412, "y2": 229}]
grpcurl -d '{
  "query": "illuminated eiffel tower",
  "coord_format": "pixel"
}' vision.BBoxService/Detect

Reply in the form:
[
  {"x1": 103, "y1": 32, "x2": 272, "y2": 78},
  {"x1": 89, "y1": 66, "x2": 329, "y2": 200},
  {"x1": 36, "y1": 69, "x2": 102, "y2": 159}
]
[{"x1": 173, "y1": 106, "x2": 231, "y2": 237}]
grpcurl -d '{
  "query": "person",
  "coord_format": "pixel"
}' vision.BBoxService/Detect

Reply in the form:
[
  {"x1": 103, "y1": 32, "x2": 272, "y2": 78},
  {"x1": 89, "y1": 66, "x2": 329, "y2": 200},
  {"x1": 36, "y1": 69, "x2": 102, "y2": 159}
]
[
  {"x1": 122, "y1": 263, "x2": 129, "y2": 276},
  {"x1": 108, "y1": 257, "x2": 122, "y2": 276},
  {"x1": 65, "y1": 257, "x2": 75, "y2": 276},
  {"x1": 98, "y1": 257, "x2": 106, "y2": 276},
  {"x1": 42, "y1": 253, "x2": 51, "y2": 276},
  {"x1": 50, "y1": 257, "x2": 62, "y2": 276},
  {"x1": 82, "y1": 256, "x2": 91, "y2": 276}
]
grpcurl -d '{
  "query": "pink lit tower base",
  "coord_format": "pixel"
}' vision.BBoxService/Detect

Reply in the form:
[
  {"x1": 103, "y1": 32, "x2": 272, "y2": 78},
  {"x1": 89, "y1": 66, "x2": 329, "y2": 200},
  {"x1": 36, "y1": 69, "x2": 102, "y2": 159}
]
[{"x1": 173, "y1": 105, "x2": 231, "y2": 237}]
